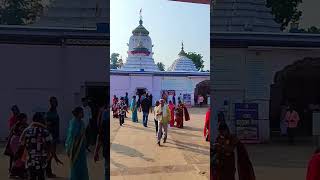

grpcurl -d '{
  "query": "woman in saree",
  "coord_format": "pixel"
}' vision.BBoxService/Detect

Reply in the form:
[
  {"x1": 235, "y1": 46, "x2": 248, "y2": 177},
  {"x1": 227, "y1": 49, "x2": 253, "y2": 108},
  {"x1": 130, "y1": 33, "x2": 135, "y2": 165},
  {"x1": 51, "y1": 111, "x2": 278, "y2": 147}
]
[
  {"x1": 212, "y1": 123, "x2": 255, "y2": 180},
  {"x1": 65, "y1": 107, "x2": 89, "y2": 180},
  {"x1": 168, "y1": 100, "x2": 175, "y2": 127},
  {"x1": 204, "y1": 107, "x2": 211, "y2": 142},
  {"x1": 175, "y1": 101, "x2": 190, "y2": 128},
  {"x1": 112, "y1": 96, "x2": 119, "y2": 118},
  {"x1": 130, "y1": 96, "x2": 138, "y2": 122},
  {"x1": 4, "y1": 113, "x2": 28, "y2": 178},
  {"x1": 306, "y1": 148, "x2": 320, "y2": 180}
]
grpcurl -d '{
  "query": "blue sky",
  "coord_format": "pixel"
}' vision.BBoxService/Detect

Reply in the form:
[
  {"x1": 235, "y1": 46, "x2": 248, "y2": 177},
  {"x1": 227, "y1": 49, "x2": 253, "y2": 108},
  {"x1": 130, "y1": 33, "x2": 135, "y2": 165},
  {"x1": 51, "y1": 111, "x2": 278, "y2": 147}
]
[{"x1": 110, "y1": 0, "x2": 210, "y2": 70}]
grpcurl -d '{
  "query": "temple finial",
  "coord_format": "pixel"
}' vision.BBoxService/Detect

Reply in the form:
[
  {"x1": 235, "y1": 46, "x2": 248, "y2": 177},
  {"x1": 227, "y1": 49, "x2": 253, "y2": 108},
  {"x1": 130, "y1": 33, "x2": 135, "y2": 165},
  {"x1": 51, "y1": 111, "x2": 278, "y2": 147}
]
[
  {"x1": 181, "y1": 41, "x2": 184, "y2": 51},
  {"x1": 139, "y1": 8, "x2": 143, "y2": 25}
]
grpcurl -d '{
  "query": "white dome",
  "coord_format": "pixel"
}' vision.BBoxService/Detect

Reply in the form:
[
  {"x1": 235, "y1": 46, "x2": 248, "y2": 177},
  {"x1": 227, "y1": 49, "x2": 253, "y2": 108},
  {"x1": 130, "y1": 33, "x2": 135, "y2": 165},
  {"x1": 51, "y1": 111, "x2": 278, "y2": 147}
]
[{"x1": 168, "y1": 43, "x2": 198, "y2": 72}]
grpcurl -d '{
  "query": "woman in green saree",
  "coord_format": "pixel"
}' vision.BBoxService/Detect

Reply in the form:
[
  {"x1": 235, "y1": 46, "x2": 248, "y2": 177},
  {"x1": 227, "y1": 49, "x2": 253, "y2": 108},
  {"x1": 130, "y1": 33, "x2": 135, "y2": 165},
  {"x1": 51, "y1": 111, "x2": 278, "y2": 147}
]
[
  {"x1": 130, "y1": 96, "x2": 138, "y2": 122},
  {"x1": 65, "y1": 107, "x2": 89, "y2": 180}
]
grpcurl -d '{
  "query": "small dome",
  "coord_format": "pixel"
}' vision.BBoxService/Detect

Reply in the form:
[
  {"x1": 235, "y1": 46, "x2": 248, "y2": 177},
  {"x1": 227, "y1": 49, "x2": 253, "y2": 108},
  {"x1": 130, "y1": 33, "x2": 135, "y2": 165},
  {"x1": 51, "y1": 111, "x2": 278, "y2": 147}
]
[
  {"x1": 132, "y1": 19, "x2": 149, "y2": 36},
  {"x1": 168, "y1": 43, "x2": 198, "y2": 72}
]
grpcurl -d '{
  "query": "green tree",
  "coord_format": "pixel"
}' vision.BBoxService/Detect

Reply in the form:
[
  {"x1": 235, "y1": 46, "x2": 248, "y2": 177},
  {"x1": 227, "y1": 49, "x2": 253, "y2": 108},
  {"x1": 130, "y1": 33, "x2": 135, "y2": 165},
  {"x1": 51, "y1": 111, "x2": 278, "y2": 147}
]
[
  {"x1": 266, "y1": 0, "x2": 302, "y2": 30},
  {"x1": 0, "y1": 0, "x2": 45, "y2": 25},
  {"x1": 118, "y1": 57, "x2": 124, "y2": 68},
  {"x1": 110, "y1": 53, "x2": 120, "y2": 69},
  {"x1": 185, "y1": 52, "x2": 204, "y2": 71},
  {"x1": 157, "y1": 62, "x2": 165, "y2": 71},
  {"x1": 290, "y1": 26, "x2": 320, "y2": 34}
]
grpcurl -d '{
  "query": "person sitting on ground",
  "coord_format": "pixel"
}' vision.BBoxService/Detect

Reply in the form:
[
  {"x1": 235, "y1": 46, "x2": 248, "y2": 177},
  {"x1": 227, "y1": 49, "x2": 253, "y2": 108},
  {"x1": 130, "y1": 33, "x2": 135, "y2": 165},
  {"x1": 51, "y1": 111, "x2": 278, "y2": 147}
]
[{"x1": 306, "y1": 148, "x2": 320, "y2": 180}]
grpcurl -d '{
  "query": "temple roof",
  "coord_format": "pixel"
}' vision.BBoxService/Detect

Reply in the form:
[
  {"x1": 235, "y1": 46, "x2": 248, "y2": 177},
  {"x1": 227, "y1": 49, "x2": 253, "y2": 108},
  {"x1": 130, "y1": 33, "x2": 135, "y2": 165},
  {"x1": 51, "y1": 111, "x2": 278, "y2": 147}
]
[
  {"x1": 29, "y1": 0, "x2": 109, "y2": 28},
  {"x1": 132, "y1": 19, "x2": 149, "y2": 36},
  {"x1": 168, "y1": 43, "x2": 198, "y2": 72},
  {"x1": 212, "y1": 0, "x2": 281, "y2": 32}
]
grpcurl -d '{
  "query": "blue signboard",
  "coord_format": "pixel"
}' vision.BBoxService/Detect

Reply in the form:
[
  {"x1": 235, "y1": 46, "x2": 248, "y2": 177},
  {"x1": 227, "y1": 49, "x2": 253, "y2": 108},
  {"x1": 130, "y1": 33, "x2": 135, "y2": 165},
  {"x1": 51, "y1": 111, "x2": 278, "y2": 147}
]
[{"x1": 234, "y1": 103, "x2": 259, "y2": 143}]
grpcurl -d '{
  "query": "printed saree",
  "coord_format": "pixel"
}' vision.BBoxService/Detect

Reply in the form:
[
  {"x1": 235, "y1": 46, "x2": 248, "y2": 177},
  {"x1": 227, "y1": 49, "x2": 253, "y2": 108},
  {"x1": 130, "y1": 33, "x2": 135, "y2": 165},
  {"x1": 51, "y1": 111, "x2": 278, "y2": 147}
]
[{"x1": 212, "y1": 135, "x2": 255, "y2": 180}]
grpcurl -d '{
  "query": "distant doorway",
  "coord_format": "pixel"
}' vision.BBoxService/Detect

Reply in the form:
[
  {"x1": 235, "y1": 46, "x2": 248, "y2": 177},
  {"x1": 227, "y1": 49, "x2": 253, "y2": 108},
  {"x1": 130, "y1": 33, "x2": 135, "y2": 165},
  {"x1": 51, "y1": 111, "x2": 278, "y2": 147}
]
[
  {"x1": 136, "y1": 88, "x2": 146, "y2": 97},
  {"x1": 270, "y1": 57, "x2": 320, "y2": 136},
  {"x1": 194, "y1": 80, "x2": 210, "y2": 105}
]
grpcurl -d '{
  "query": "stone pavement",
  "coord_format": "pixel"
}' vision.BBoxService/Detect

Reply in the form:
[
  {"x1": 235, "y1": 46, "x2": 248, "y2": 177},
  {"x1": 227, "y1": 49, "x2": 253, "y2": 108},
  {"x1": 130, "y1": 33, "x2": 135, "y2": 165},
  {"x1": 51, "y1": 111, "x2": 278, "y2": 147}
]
[
  {"x1": 110, "y1": 108, "x2": 210, "y2": 180},
  {"x1": 0, "y1": 144, "x2": 104, "y2": 180}
]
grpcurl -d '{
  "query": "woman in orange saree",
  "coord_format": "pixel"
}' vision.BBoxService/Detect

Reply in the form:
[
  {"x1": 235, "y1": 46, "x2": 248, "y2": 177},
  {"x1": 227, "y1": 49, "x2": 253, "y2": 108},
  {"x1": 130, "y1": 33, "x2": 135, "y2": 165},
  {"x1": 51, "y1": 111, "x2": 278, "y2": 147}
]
[
  {"x1": 168, "y1": 101, "x2": 175, "y2": 127},
  {"x1": 175, "y1": 101, "x2": 190, "y2": 128}
]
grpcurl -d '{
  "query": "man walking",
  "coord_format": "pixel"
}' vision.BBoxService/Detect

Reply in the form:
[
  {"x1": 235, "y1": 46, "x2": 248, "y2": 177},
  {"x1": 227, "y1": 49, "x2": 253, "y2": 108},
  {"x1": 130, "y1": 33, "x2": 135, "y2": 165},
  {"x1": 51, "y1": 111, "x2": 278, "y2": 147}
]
[
  {"x1": 141, "y1": 94, "x2": 151, "y2": 127},
  {"x1": 81, "y1": 97, "x2": 93, "y2": 150},
  {"x1": 156, "y1": 99, "x2": 171, "y2": 146},
  {"x1": 284, "y1": 105, "x2": 300, "y2": 145},
  {"x1": 45, "y1": 96, "x2": 60, "y2": 178}
]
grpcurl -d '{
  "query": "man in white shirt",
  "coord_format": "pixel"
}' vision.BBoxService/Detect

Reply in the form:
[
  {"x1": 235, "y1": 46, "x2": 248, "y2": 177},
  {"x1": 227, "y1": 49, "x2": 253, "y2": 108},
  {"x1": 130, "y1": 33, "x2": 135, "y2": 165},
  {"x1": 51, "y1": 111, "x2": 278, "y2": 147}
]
[{"x1": 81, "y1": 97, "x2": 93, "y2": 150}]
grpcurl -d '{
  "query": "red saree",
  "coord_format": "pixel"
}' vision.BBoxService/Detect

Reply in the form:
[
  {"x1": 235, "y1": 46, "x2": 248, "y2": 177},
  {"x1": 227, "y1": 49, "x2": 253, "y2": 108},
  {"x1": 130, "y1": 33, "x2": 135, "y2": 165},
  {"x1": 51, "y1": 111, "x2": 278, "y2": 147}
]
[
  {"x1": 306, "y1": 153, "x2": 320, "y2": 180},
  {"x1": 168, "y1": 103, "x2": 175, "y2": 127},
  {"x1": 212, "y1": 135, "x2": 255, "y2": 180},
  {"x1": 204, "y1": 108, "x2": 210, "y2": 141},
  {"x1": 175, "y1": 104, "x2": 190, "y2": 128}
]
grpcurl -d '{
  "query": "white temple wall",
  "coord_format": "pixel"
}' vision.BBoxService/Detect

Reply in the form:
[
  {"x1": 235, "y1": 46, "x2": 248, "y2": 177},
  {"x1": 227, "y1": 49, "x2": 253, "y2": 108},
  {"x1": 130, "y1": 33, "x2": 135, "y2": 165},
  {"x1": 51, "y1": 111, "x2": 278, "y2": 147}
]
[
  {"x1": 0, "y1": 44, "x2": 108, "y2": 139},
  {"x1": 110, "y1": 74, "x2": 209, "y2": 106},
  {"x1": 212, "y1": 47, "x2": 320, "y2": 142}
]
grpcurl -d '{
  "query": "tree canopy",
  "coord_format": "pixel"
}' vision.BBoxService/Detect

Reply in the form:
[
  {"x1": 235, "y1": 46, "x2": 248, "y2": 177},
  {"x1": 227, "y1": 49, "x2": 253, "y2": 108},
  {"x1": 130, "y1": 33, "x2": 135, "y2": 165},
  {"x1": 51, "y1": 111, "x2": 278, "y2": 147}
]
[
  {"x1": 0, "y1": 0, "x2": 45, "y2": 25},
  {"x1": 266, "y1": 0, "x2": 302, "y2": 30},
  {"x1": 185, "y1": 52, "x2": 204, "y2": 71},
  {"x1": 288, "y1": 25, "x2": 320, "y2": 34},
  {"x1": 157, "y1": 62, "x2": 165, "y2": 71},
  {"x1": 110, "y1": 53, "x2": 121, "y2": 69}
]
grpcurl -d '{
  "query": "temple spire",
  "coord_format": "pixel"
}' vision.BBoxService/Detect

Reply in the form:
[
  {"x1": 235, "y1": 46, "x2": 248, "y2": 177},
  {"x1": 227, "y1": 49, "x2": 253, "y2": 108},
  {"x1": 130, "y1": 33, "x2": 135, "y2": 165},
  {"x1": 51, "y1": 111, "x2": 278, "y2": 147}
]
[
  {"x1": 178, "y1": 41, "x2": 187, "y2": 56},
  {"x1": 139, "y1": 8, "x2": 143, "y2": 25}
]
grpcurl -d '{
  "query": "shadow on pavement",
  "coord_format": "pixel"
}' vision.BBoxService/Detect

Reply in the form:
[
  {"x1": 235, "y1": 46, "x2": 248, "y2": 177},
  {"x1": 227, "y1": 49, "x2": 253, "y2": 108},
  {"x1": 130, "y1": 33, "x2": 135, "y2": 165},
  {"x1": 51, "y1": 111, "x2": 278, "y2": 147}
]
[
  {"x1": 166, "y1": 141, "x2": 209, "y2": 156},
  {"x1": 124, "y1": 123, "x2": 201, "y2": 138},
  {"x1": 182, "y1": 126, "x2": 204, "y2": 132},
  {"x1": 111, "y1": 158, "x2": 128, "y2": 169},
  {"x1": 111, "y1": 143, "x2": 154, "y2": 162}
]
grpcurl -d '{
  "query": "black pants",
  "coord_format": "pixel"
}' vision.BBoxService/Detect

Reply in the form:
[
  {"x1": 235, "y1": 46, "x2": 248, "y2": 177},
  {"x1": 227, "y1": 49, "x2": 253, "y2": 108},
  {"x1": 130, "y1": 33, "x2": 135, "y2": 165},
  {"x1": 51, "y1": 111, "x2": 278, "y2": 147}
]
[
  {"x1": 28, "y1": 169, "x2": 45, "y2": 180},
  {"x1": 9, "y1": 156, "x2": 13, "y2": 173},
  {"x1": 288, "y1": 127, "x2": 296, "y2": 144},
  {"x1": 154, "y1": 119, "x2": 158, "y2": 135},
  {"x1": 119, "y1": 115, "x2": 124, "y2": 126}
]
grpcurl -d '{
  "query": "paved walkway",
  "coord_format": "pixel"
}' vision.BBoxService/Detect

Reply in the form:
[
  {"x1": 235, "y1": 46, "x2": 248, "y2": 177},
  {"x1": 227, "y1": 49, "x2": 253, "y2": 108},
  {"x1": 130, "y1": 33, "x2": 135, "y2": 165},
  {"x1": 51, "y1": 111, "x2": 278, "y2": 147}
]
[
  {"x1": 110, "y1": 108, "x2": 210, "y2": 180},
  {"x1": 0, "y1": 146, "x2": 104, "y2": 180}
]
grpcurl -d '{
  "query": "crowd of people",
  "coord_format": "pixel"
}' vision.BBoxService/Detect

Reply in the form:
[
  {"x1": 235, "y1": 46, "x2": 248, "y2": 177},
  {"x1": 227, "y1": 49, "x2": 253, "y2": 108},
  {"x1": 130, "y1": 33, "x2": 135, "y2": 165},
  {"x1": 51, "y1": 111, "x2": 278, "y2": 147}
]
[
  {"x1": 3, "y1": 96, "x2": 108, "y2": 180},
  {"x1": 112, "y1": 92, "x2": 203, "y2": 146}
]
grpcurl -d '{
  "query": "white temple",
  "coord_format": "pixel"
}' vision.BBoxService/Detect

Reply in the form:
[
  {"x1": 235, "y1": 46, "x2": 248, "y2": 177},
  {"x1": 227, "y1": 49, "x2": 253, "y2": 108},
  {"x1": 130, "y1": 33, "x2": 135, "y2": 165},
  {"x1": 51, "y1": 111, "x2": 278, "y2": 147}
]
[
  {"x1": 120, "y1": 15, "x2": 159, "y2": 71},
  {"x1": 168, "y1": 42, "x2": 198, "y2": 72},
  {"x1": 111, "y1": 11, "x2": 209, "y2": 106}
]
